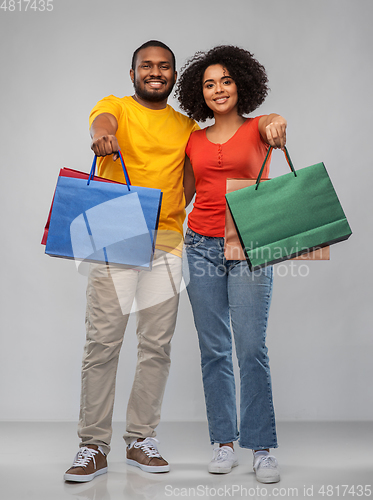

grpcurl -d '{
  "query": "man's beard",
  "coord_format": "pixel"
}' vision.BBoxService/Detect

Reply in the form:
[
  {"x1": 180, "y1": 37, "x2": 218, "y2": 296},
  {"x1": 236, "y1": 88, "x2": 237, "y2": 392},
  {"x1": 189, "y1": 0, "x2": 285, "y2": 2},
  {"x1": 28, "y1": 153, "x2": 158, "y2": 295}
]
[{"x1": 133, "y1": 78, "x2": 174, "y2": 102}]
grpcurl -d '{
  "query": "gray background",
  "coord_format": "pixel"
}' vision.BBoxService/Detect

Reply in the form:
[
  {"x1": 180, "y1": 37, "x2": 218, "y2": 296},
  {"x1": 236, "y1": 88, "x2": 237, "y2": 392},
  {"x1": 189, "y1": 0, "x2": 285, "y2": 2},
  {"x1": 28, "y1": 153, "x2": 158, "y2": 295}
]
[{"x1": 0, "y1": 0, "x2": 372, "y2": 425}]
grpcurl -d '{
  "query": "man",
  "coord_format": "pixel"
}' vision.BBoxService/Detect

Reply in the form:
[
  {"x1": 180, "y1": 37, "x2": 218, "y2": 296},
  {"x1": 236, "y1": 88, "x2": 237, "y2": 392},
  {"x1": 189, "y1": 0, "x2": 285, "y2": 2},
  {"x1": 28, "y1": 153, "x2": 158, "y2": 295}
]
[{"x1": 64, "y1": 40, "x2": 199, "y2": 482}]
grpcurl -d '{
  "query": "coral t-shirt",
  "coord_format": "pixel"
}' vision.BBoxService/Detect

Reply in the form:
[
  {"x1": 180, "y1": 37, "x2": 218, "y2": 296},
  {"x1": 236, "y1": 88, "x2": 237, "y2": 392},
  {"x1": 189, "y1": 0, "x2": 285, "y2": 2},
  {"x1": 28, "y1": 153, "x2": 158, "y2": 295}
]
[{"x1": 185, "y1": 116, "x2": 271, "y2": 237}]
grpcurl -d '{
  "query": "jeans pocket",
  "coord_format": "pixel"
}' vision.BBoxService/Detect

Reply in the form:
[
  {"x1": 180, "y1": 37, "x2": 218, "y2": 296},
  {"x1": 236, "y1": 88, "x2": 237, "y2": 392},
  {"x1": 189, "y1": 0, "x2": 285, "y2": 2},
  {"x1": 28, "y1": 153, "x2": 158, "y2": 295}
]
[
  {"x1": 262, "y1": 265, "x2": 273, "y2": 280},
  {"x1": 184, "y1": 228, "x2": 206, "y2": 248}
]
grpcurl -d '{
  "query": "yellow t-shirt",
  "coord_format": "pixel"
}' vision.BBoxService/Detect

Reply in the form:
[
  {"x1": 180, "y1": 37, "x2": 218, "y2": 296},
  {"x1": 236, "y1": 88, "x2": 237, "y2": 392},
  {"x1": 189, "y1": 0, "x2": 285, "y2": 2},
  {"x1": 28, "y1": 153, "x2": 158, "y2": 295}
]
[{"x1": 89, "y1": 96, "x2": 199, "y2": 256}]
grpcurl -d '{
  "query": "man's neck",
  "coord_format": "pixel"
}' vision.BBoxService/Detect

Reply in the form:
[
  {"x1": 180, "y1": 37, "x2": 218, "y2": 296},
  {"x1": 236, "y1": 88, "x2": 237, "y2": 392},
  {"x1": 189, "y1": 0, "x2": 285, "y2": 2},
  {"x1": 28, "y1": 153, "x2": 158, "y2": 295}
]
[{"x1": 132, "y1": 94, "x2": 168, "y2": 110}]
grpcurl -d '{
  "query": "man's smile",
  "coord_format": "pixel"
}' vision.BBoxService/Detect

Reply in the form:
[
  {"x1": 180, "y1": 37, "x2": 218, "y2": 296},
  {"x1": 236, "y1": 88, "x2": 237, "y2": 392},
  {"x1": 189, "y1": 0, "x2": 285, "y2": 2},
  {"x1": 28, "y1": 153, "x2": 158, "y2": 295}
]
[{"x1": 145, "y1": 79, "x2": 166, "y2": 89}]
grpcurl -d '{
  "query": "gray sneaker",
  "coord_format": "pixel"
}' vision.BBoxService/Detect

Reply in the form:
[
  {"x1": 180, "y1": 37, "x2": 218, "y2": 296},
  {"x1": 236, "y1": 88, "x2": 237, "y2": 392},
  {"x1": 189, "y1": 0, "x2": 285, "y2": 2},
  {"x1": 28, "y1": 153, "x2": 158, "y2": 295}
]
[
  {"x1": 208, "y1": 446, "x2": 238, "y2": 474},
  {"x1": 253, "y1": 451, "x2": 280, "y2": 483}
]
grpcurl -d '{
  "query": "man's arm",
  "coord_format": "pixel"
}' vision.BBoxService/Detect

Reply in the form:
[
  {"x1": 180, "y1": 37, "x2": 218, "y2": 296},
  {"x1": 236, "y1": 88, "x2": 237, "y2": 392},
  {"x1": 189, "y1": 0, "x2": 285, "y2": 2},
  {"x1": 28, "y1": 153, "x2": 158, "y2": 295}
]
[
  {"x1": 90, "y1": 113, "x2": 120, "y2": 160},
  {"x1": 258, "y1": 114, "x2": 287, "y2": 149},
  {"x1": 183, "y1": 155, "x2": 195, "y2": 207}
]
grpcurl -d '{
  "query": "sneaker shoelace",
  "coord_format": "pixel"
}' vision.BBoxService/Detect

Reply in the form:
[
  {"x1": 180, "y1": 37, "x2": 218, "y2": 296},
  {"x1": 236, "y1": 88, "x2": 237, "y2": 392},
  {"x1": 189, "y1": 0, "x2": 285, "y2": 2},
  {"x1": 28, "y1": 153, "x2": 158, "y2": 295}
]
[
  {"x1": 72, "y1": 447, "x2": 98, "y2": 468},
  {"x1": 134, "y1": 438, "x2": 162, "y2": 458},
  {"x1": 257, "y1": 455, "x2": 278, "y2": 469},
  {"x1": 213, "y1": 447, "x2": 231, "y2": 462}
]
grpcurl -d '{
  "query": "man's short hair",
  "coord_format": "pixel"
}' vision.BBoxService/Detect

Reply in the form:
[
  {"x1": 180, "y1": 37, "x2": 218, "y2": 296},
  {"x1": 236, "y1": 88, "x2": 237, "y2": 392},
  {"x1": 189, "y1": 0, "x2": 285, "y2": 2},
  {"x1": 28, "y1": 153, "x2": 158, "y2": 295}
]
[{"x1": 132, "y1": 40, "x2": 176, "y2": 72}]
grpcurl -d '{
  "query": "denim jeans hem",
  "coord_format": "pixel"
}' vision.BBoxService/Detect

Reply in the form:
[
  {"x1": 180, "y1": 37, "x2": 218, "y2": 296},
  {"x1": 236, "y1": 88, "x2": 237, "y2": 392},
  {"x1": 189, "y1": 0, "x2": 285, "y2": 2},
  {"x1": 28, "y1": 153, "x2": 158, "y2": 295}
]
[
  {"x1": 210, "y1": 435, "x2": 239, "y2": 445},
  {"x1": 238, "y1": 442, "x2": 278, "y2": 450}
]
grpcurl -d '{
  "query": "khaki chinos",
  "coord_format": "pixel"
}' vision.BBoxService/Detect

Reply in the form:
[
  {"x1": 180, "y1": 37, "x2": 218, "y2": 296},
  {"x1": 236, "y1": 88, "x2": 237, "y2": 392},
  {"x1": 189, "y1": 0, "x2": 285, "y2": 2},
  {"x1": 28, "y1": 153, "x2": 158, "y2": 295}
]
[{"x1": 78, "y1": 249, "x2": 182, "y2": 455}]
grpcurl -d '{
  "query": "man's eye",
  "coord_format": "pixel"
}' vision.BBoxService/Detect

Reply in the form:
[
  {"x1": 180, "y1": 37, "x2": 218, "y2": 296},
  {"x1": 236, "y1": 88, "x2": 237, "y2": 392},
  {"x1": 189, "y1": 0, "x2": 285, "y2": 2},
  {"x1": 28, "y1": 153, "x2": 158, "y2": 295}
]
[{"x1": 223, "y1": 79, "x2": 232, "y2": 85}]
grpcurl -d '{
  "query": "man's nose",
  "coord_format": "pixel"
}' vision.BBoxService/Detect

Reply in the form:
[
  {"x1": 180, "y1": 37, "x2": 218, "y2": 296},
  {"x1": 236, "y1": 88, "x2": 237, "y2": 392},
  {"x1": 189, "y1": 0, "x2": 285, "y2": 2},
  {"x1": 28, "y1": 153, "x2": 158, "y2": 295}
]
[{"x1": 149, "y1": 66, "x2": 162, "y2": 77}]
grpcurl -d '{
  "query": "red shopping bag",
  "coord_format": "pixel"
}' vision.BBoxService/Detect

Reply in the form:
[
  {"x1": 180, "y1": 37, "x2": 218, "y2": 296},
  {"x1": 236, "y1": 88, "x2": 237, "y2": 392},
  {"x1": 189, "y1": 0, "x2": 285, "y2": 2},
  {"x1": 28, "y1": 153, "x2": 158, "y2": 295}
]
[{"x1": 41, "y1": 167, "x2": 124, "y2": 245}]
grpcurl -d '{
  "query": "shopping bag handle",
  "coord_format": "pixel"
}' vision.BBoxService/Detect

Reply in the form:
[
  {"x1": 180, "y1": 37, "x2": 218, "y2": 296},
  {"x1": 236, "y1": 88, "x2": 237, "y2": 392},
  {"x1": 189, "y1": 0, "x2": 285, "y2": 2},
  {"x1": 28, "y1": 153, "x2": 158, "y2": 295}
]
[
  {"x1": 87, "y1": 150, "x2": 132, "y2": 191},
  {"x1": 255, "y1": 146, "x2": 296, "y2": 190}
]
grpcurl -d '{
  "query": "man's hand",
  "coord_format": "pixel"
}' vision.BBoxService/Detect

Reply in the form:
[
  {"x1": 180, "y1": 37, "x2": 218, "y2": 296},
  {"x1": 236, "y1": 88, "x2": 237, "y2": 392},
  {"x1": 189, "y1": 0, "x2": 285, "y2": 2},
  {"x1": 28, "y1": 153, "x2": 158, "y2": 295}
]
[
  {"x1": 90, "y1": 113, "x2": 119, "y2": 160},
  {"x1": 91, "y1": 134, "x2": 120, "y2": 161}
]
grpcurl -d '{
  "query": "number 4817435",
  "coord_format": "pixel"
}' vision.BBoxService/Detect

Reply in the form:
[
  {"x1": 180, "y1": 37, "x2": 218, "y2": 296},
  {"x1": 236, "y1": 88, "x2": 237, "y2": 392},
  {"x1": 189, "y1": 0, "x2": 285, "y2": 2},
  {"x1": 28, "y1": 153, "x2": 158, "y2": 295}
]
[{"x1": 0, "y1": 1, "x2": 54, "y2": 11}]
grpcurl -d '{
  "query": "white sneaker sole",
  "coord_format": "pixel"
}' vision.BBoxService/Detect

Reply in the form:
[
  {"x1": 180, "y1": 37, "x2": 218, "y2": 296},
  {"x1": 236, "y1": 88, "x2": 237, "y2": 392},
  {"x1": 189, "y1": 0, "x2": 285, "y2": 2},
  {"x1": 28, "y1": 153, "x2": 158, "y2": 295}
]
[
  {"x1": 126, "y1": 458, "x2": 170, "y2": 473},
  {"x1": 254, "y1": 469, "x2": 281, "y2": 483},
  {"x1": 208, "y1": 461, "x2": 239, "y2": 474},
  {"x1": 64, "y1": 467, "x2": 108, "y2": 482}
]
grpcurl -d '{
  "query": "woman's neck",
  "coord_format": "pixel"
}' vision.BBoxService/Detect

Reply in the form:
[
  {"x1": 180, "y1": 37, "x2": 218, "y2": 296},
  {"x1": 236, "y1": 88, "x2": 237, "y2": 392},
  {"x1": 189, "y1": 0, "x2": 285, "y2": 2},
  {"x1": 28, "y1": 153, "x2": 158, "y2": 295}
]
[{"x1": 206, "y1": 112, "x2": 246, "y2": 144}]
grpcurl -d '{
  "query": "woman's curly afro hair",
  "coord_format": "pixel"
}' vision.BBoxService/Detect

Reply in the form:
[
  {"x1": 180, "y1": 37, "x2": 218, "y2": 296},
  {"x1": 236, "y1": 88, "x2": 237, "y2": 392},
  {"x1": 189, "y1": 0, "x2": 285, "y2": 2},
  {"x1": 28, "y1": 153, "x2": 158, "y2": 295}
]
[{"x1": 175, "y1": 45, "x2": 269, "y2": 122}]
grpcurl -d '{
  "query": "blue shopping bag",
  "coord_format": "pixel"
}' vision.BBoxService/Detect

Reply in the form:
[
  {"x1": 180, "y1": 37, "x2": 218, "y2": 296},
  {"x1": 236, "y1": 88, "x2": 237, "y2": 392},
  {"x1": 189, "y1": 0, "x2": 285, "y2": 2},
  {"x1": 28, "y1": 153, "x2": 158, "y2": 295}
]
[{"x1": 45, "y1": 151, "x2": 163, "y2": 269}]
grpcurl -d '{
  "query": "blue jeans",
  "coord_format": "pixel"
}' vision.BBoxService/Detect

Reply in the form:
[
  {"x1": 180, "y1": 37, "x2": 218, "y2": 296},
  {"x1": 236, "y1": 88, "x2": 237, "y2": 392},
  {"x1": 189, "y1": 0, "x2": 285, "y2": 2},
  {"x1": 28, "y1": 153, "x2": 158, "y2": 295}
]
[{"x1": 184, "y1": 228, "x2": 277, "y2": 450}]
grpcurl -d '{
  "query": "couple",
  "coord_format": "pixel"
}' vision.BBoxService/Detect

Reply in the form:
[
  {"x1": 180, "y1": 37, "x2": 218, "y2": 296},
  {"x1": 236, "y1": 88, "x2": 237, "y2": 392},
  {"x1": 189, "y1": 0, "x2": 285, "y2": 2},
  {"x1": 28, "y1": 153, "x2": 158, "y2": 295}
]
[{"x1": 64, "y1": 40, "x2": 287, "y2": 485}]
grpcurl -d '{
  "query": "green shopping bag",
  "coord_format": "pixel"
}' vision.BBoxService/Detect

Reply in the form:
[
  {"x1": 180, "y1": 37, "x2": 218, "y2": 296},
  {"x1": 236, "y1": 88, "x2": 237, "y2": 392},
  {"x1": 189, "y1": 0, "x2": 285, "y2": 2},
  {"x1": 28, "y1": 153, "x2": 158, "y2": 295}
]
[{"x1": 225, "y1": 146, "x2": 352, "y2": 270}]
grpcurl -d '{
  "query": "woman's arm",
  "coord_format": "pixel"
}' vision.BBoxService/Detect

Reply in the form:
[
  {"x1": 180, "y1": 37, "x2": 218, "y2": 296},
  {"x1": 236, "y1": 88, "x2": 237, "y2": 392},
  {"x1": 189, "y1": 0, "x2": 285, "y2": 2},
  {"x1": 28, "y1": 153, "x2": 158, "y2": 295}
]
[
  {"x1": 258, "y1": 114, "x2": 287, "y2": 149},
  {"x1": 183, "y1": 154, "x2": 196, "y2": 207}
]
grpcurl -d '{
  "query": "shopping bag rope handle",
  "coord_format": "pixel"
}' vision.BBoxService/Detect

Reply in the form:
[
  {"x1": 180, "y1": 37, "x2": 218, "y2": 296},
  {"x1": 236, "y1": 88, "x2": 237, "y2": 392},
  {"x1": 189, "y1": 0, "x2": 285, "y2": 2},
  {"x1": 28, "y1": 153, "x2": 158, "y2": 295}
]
[
  {"x1": 255, "y1": 146, "x2": 296, "y2": 190},
  {"x1": 87, "y1": 150, "x2": 132, "y2": 191}
]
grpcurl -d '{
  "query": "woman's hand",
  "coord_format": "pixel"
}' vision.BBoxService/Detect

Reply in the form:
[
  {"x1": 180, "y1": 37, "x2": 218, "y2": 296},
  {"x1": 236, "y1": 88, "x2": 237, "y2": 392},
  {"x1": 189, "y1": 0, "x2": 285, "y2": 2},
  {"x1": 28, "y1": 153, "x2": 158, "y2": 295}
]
[{"x1": 259, "y1": 114, "x2": 287, "y2": 149}]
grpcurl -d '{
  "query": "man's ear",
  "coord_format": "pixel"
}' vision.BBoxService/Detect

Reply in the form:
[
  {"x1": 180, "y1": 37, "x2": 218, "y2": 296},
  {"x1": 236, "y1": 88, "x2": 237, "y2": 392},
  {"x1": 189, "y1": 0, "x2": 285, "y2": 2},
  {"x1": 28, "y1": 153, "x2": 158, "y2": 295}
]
[
  {"x1": 174, "y1": 71, "x2": 177, "y2": 84},
  {"x1": 130, "y1": 68, "x2": 134, "y2": 83}
]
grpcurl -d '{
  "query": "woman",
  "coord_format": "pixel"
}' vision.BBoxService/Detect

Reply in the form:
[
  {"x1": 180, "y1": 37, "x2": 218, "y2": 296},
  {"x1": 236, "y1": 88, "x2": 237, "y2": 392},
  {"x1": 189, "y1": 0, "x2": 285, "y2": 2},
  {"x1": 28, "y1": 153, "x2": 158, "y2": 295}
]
[{"x1": 176, "y1": 46, "x2": 287, "y2": 484}]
